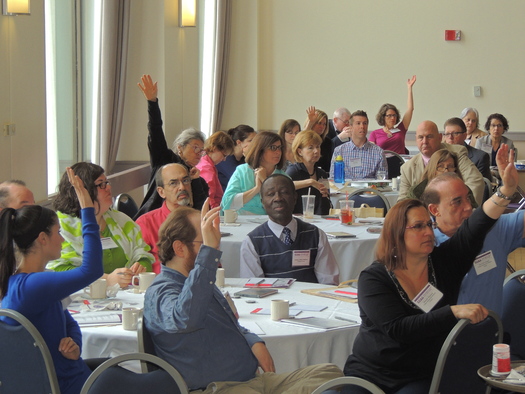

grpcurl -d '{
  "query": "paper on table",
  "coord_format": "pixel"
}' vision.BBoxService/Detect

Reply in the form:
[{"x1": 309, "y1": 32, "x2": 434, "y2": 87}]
[
  {"x1": 244, "y1": 278, "x2": 296, "y2": 288},
  {"x1": 240, "y1": 320, "x2": 266, "y2": 335},
  {"x1": 320, "y1": 288, "x2": 358, "y2": 299},
  {"x1": 291, "y1": 304, "x2": 327, "y2": 312},
  {"x1": 280, "y1": 317, "x2": 355, "y2": 331},
  {"x1": 250, "y1": 308, "x2": 302, "y2": 317},
  {"x1": 75, "y1": 313, "x2": 122, "y2": 326}
]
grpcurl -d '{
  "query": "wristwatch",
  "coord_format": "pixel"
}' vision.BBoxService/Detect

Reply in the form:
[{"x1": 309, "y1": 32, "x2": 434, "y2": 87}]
[{"x1": 495, "y1": 187, "x2": 512, "y2": 201}]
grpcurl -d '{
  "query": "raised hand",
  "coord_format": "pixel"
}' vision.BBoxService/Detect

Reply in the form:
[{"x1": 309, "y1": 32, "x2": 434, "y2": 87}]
[
  {"x1": 201, "y1": 199, "x2": 221, "y2": 249},
  {"x1": 496, "y1": 144, "x2": 518, "y2": 195},
  {"x1": 407, "y1": 75, "x2": 416, "y2": 88},
  {"x1": 306, "y1": 106, "x2": 317, "y2": 123},
  {"x1": 138, "y1": 74, "x2": 158, "y2": 102},
  {"x1": 67, "y1": 167, "x2": 93, "y2": 209}
]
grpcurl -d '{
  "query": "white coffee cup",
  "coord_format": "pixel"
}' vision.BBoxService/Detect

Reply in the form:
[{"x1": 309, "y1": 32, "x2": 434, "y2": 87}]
[
  {"x1": 84, "y1": 279, "x2": 107, "y2": 299},
  {"x1": 271, "y1": 299, "x2": 289, "y2": 321},
  {"x1": 391, "y1": 177, "x2": 398, "y2": 191},
  {"x1": 122, "y1": 307, "x2": 142, "y2": 331},
  {"x1": 132, "y1": 272, "x2": 156, "y2": 293},
  {"x1": 216, "y1": 268, "x2": 225, "y2": 287},
  {"x1": 224, "y1": 209, "x2": 238, "y2": 224}
]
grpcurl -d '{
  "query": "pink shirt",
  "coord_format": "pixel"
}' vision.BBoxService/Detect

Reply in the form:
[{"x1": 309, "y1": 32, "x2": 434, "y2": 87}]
[
  {"x1": 369, "y1": 122, "x2": 407, "y2": 154},
  {"x1": 136, "y1": 201, "x2": 171, "y2": 273},
  {"x1": 196, "y1": 154, "x2": 222, "y2": 208}
]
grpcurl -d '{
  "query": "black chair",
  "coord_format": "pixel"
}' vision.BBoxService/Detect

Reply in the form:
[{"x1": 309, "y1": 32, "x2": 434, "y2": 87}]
[
  {"x1": 502, "y1": 270, "x2": 525, "y2": 360},
  {"x1": 113, "y1": 193, "x2": 139, "y2": 218},
  {"x1": 347, "y1": 188, "x2": 391, "y2": 215},
  {"x1": 137, "y1": 317, "x2": 157, "y2": 372},
  {"x1": 429, "y1": 310, "x2": 503, "y2": 394},
  {"x1": 0, "y1": 308, "x2": 60, "y2": 394},
  {"x1": 312, "y1": 376, "x2": 385, "y2": 394},
  {"x1": 80, "y1": 352, "x2": 189, "y2": 394},
  {"x1": 384, "y1": 150, "x2": 405, "y2": 179}
]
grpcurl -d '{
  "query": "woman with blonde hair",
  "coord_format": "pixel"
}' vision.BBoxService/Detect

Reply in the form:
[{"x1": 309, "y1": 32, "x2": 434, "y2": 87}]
[
  {"x1": 222, "y1": 131, "x2": 287, "y2": 214},
  {"x1": 286, "y1": 130, "x2": 330, "y2": 215},
  {"x1": 304, "y1": 107, "x2": 332, "y2": 172},
  {"x1": 196, "y1": 131, "x2": 234, "y2": 208}
]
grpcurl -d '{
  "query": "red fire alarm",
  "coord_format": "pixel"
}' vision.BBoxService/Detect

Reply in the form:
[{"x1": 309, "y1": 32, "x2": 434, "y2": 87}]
[{"x1": 445, "y1": 30, "x2": 461, "y2": 41}]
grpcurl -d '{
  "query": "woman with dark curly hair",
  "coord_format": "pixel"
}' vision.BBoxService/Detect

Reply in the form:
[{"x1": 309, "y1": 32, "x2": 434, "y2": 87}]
[
  {"x1": 369, "y1": 76, "x2": 416, "y2": 155},
  {"x1": 475, "y1": 113, "x2": 515, "y2": 166},
  {"x1": 48, "y1": 162, "x2": 154, "y2": 286}
]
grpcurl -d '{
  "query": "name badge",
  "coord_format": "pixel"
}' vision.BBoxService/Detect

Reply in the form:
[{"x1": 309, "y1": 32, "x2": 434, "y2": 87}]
[
  {"x1": 349, "y1": 158, "x2": 362, "y2": 167},
  {"x1": 473, "y1": 250, "x2": 497, "y2": 275},
  {"x1": 390, "y1": 128, "x2": 400, "y2": 134},
  {"x1": 480, "y1": 143, "x2": 492, "y2": 155},
  {"x1": 101, "y1": 237, "x2": 118, "y2": 250},
  {"x1": 412, "y1": 283, "x2": 443, "y2": 313},
  {"x1": 292, "y1": 250, "x2": 311, "y2": 267}
]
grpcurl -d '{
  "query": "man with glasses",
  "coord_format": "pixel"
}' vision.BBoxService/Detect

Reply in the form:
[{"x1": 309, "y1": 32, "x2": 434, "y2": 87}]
[
  {"x1": 421, "y1": 150, "x2": 524, "y2": 315},
  {"x1": 329, "y1": 110, "x2": 387, "y2": 179},
  {"x1": 136, "y1": 163, "x2": 193, "y2": 273},
  {"x1": 398, "y1": 120, "x2": 484, "y2": 205},
  {"x1": 443, "y1": 117, "x2": 491, "y2": 180},
  {"x1": 329, "y1": 107, "x2": 353, "y2": 148},
  {"x1": 143, "y1": 203, "x2": 343, "y2": 392}
]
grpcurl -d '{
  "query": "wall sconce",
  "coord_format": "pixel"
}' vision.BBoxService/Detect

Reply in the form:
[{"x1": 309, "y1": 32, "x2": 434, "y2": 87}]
[
  {"x1": 179, "y1": 0, "x2": 196, "y2": 27},
  {"x1": 2, "y1": 0, "x2": 30, "y2": 15}
]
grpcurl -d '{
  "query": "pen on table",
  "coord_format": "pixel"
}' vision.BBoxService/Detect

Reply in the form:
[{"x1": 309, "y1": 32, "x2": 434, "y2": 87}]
[{"x1": 334, "y1": 316, "x2": 359, "y2": 324}]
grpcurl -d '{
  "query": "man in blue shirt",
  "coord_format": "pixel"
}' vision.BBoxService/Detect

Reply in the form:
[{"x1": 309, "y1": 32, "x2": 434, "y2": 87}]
[
  {"x1": 329, "y1": 110, "x2": 387, "y2": 179},
  {"x1": 143, "y1": 201, "x2": 342, "y2": 392},
  {"x1": 421, "y1": 171, "x2": 525, "y2": 315}
]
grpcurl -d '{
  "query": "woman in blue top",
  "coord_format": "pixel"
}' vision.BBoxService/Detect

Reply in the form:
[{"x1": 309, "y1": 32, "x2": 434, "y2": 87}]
[
  {"x1": 222, "y1": 131, "x2": 287, "y2": 214},
  {"x1": 0, "y1": 168, "x2": 103, "y2": 394}
]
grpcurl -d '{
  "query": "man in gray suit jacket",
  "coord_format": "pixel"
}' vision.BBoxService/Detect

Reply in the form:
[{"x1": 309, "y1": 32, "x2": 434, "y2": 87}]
[
  {"x1": 443, "y1": 117, "x2": 492, "y2": 180},
  {"x1": 398, "y1": 120, "x2": 485, "y2": 205}
]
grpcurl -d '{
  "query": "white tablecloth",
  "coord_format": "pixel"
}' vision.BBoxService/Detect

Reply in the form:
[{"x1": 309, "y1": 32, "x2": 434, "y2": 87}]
[
  {"x1": 220, "y1": 216, "x2": 383, "y2": 283},
  {"x1": 77, "y1": 280, "x2": 361, "y2": 373}
]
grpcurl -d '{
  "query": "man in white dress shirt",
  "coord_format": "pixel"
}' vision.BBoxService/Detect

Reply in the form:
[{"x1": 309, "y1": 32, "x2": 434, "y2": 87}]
[{"x1": 240, "y1": 174, "x2": 339, "y2": 285}]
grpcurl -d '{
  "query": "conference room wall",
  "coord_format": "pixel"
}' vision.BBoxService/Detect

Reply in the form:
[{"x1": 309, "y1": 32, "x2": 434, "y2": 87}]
[{"x1": 221, "y1": 0, "x2": 525, "y2": 138}]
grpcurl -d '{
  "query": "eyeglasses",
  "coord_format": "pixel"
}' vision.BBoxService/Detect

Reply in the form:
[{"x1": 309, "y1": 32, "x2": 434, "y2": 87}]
[
  {"x1": 405, "y1": 221, "x2": 435, "y2": 231},
  {"x1": 337, "y1": 118, "x2": 350, "y2": 125},
  {"x1": 190, "y1": 145, "x2": 206, "y2": 156},
  {"x1": 490, "y1": 124, "x2": 504, "y2": 129},
  {"x1": 267, "y1": 144, "x2": 283, "y2": 152},
  {"x1": 95, "y1": 181, "x2": 111, "y2": 189},
  {"x1": 165, "y1": 178, "x2": 192, "y2": 189},
  {"x1": 385, "y1": 114, "x2": 397, "y2": 118},
  {"x1": 436, "y1": 165, "x2": 456, "y2": 173},
  {"x1": 444, "y1": 131, "x2": 466, "y2": 137}
]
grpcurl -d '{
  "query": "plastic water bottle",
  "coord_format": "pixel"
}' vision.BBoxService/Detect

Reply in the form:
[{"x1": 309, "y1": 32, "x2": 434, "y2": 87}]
[{"x1": 334, "y1": 155, "x2": 345, "y2": 184}]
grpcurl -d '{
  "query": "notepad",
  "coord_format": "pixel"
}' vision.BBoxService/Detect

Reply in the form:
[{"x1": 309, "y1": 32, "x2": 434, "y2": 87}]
[
  {"x1": 234, "y1": 288, "x2": 278, "y2": 298},
  {"x1": 280, "y1": 317, "x2": 355, "y2": 331},
  {"x1": 326, "y1": 232, "x2": 356, "y2": 239}
]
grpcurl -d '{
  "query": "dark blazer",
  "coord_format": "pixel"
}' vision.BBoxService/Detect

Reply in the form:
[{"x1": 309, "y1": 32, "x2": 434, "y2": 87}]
[
  {"x1": 327, "y1": 119, "x2": 338, "y2": 140},
  {"x1": 465, "y1": 143, "x2": 492, "y2": 180}
]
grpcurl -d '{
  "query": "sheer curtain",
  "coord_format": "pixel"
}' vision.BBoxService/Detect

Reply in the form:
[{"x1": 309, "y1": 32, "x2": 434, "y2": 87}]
[
  {"x1": 96, "y1": 0, "x2": 130, "y2": 174},
  {"x1": 201, "y1": 0, "x2": 232, "y2": 136}
]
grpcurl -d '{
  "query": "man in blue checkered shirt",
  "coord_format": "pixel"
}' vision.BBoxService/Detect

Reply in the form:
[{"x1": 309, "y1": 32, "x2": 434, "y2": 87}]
[{"x1": 329, "y1": 110, "x2": 388, "y2": 179}]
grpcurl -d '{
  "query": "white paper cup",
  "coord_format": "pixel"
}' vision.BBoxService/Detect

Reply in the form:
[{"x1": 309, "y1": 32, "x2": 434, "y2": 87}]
[
  {"x1": 271, "y1": 299, "x2": 289, "y2": 321},
  {"x1": 224, "y1": 209, "x2": 238, "y2": 223},
  {"x1": 84, "y1": 279, "x2": 107, "y2": 299},
  {"x1": 132, "y1": 272, "x2": 156, "y2": 293},
  {"x1": 302, "y1": 195, "x2": 315, "y2": 219},
  {"x1": 216, "y1": 268, "x2": 225, "y2": 287},
  {"x1": 122, "y1": 307, "x2": 142, "y2": 331}
]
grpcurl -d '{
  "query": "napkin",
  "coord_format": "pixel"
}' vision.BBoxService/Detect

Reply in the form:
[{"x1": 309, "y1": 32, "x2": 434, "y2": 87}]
[{"x1": 503, "y1": 369, "x2": 525, "y2": 385}]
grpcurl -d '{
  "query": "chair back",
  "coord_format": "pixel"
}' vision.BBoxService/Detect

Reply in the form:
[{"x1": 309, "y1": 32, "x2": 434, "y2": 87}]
[
  {"x1": 429, "y1": 310, "x2": 503, "y2": 394},
  {"x1": 137, "y1": 317, "x2": 157, "y2": 372},
  {"x1": 347, "y1": 188, "x2": 391, "y2": 215},
  {"x1": 113, "y1": 193, "x2": 139, "y2": 218},
  {"x1": 311, "y1": 376, "x2": 385, "y2": 394},
  {"x1": 0, "y1": 309, "x2": 60, "y2": 394},
  {"x1": 80, "y1": 352, "x2": 188, "y2": 394},
  {"x1": 502, "y1": 272, "x2": 525, "y2": 360},
  {"x1": 384, "y1": 150, "x2": 405, "y2": 179}
]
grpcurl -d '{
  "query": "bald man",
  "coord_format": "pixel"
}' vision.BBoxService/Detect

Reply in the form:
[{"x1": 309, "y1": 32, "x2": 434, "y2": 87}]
[
  {"x1": 0, "y1": 180, "x2": 35, "y2": 210},
  {"x1": 398, "y1": 120, "x2": 484, "y2": 205}
]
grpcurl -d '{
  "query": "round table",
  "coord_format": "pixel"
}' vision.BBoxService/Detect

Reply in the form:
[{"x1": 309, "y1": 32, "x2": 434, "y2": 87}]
[{"x1": 478, "y1": 361, "x2": 525, "y2": 393}]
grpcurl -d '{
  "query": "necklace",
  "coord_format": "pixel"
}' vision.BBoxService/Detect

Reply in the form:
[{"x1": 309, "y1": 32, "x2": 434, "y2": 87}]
[{"x1": 308, "y1": 168, "x2": 316, "y2": 176}]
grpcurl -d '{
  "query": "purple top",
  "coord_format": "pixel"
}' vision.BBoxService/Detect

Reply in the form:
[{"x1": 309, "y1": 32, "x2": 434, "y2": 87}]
[{"x1": 369, "y1": 122, "x2": 407, "y2": 154}]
